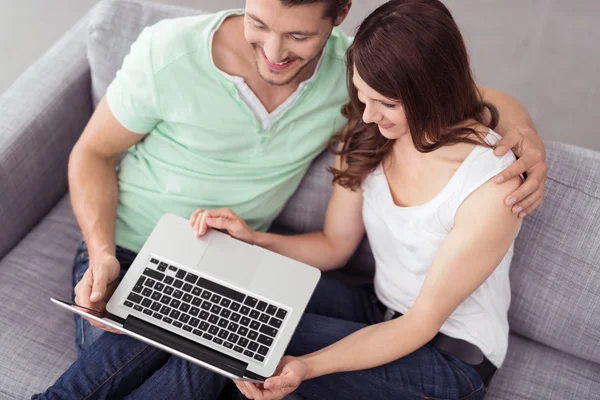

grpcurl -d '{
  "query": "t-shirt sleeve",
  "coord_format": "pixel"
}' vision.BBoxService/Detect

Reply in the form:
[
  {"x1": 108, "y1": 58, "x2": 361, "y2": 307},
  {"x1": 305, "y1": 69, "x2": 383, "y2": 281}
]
[{"x1": 106, "y1": 26, "x2": 161, "y2": 134}]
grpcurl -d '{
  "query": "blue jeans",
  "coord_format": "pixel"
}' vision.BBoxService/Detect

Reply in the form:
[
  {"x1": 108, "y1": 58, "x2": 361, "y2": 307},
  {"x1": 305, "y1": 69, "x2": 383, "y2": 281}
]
[
  {"x1": 38, "y1": 277, "x2": 486, "y2": 399},
  {"x1": 72, "y1": 241, "x2": 138, "y2": 355}
]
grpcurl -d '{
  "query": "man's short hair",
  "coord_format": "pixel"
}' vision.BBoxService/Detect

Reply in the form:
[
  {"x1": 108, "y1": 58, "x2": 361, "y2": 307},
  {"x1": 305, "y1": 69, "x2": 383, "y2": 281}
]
[{"x1": 280, "y1": 0, "x2": 349, "y2": 21}]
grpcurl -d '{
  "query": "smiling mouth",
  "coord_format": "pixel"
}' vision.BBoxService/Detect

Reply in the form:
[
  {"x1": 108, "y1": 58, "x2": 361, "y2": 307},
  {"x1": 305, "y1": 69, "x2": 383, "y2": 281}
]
[{"x1": 260, "y1": 49, "x2": 297, "y2": 72}]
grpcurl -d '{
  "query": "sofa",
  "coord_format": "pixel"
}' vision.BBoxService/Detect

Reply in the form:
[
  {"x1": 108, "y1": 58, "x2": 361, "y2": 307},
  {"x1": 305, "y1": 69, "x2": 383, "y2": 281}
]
[{"x1": 0, "y1": 0, "x2": 599, "y2": 398}]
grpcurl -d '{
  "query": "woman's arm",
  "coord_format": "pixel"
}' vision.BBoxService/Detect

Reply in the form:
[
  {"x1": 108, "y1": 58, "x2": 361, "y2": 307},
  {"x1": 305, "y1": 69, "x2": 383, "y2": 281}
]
[{"x1": 254, "y1": 175, "x2": 522, "y2": 396}]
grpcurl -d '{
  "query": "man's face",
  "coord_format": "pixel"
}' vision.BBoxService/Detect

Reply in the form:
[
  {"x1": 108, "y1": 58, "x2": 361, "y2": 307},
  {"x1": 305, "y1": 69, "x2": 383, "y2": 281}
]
[{"x1": 244, "y1": 0, "x2": 336, "y2": 86}]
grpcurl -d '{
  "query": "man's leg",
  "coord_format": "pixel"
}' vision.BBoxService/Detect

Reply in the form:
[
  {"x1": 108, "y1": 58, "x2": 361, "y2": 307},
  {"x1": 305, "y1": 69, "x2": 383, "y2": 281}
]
[
  {"x1": 32, "y1": 333, "x2": 171, "y2": 400},
  {"x1": 72, "y1": 241, "x2": 138, "y2": 354}
]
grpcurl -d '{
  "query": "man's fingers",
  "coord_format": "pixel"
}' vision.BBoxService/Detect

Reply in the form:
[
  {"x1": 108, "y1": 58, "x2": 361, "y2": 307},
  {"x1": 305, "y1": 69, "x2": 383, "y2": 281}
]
[
  {"x1": 90, "y1": 265, "x2": 107, "y2": 302},
  {"x1": 523, "y1": 197, "x2": 544, "y2": 217},
  {"x1": 75, "y1": 273, "x2": 94, "y2": 308},
  {"x1": 243, "y1": 381, "x2": 262, "y2": 399},
  {"x1": 505, "y1": 177, "x2": 541, "y2": 209},
  {"x1": 190, "y1": 208, "x2": 204, "y2": 226},
  {"x1": 512, "y1": 189, "x2": 543, "y2": 216},
  {"x1": 494, "y1": 158, "x2": 529, "y2": 185},
  {"x1": 494, "y1": 132, "x2": 521, "y2": 156},
  {"x1": 205, "y1": 216, "x2": 232, "y2": 230}
]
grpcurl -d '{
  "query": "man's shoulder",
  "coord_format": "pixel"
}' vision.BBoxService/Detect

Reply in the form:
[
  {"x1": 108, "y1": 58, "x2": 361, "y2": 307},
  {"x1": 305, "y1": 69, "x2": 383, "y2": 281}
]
[
  {"x1": 146, "y1": 11, "x2": 229, "y2": 72},
  {"x1": 325, "y1": 27, "x2": 352, "y2": 62}
]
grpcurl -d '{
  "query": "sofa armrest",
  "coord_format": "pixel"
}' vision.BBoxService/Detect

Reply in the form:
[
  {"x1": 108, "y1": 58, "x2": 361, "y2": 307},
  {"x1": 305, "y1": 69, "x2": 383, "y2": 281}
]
[{"x1": 0, "y1": 16, "x2": 93, "y2": 259}]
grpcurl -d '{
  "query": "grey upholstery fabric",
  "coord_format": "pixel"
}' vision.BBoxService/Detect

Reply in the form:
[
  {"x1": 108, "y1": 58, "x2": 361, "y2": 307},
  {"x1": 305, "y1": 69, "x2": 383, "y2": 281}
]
[
  {"x1": 0, "y1": 195, "x2": 81, "y2": 398},
  {"x1": 0, "y1": 16, "x2": 92, "y2": 260}
]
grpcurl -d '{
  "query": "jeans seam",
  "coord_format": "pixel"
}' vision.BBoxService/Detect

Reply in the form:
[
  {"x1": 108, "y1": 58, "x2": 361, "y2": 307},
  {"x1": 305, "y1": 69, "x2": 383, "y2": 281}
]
[
  {"x1": 451, "y1": 363, "x2": 475, "y2": 392},
  {"x1": 83, "y1": 343, "x2": 153, "y2": 400}
]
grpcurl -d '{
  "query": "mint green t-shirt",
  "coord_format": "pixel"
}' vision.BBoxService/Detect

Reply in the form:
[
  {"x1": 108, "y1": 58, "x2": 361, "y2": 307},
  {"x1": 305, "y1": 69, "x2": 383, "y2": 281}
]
[{"x1": 106, "y1": 10, "x2": 351, "y2": 253}]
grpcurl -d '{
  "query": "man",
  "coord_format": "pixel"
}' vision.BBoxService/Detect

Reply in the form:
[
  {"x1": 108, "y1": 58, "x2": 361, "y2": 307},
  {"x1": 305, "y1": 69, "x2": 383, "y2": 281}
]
[{"x1": 71, "y1": 0, "x2": 546, "y2": 354}]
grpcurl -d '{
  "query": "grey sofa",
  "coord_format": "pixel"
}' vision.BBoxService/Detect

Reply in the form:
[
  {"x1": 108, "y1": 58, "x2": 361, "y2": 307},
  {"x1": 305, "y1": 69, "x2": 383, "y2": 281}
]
[{"x1": 1, "y1": 0, "x2": 599, "y2": 399}]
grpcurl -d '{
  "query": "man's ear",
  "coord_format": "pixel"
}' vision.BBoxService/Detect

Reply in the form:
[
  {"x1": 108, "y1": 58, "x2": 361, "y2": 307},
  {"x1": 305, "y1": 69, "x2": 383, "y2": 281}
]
[{"x1": 334, "y1": 1, "x2": 352, "y2": 27}]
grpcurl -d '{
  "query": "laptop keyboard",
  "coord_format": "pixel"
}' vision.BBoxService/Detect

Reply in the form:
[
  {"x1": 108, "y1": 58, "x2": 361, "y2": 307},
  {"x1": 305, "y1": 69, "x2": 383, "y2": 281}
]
[{"x1": 123, "y1": 257, "x2": 288, "y2": 364}]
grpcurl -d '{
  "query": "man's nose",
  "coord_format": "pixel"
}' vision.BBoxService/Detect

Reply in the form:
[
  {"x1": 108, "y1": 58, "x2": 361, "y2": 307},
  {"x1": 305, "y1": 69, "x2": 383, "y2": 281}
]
[{"x1": 263, "y1": 36, "x2": 286, "y2": 62}]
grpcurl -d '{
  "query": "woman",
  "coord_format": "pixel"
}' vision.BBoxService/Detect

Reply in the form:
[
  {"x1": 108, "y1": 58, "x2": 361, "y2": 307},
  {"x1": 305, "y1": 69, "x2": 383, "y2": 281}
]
[{"x1": 36, "y1": 1, "x2": 522, "y2": 399}]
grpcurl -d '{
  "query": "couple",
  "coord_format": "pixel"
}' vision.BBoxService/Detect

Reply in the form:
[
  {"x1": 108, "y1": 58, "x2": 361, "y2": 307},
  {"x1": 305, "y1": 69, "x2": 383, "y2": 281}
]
[{"x1": 36, "y1": 0, "x2": 547, "y2": 399}]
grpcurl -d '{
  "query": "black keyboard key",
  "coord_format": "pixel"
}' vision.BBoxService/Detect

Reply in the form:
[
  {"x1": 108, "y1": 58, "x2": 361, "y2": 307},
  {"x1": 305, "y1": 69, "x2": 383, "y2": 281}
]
[
  {"x1": 185, "y1": 273, "x2": 198, "y2": 285},
  {"x1": 158, "y1": 261, "x2": 168, "y2": 269},
  {"x1": 142, "y1": 288, "x2": 153, "y2": 297},
  {"x1": 218, "y1": 318, "x2": 229, "y2": 328},
  {"x1": 266, "y1": 305, "x2": 277, "y2": 316},
  {"x1": 163, "y1": 317, "x2": 173, "y2": 324},
  {"x1": 143, "y1": 308, "x2": 153, "y2": 316},
  {"x1": 228, "y1": 333, "x2": 239, "y2": 343},
  {"x1": 213, "y1": 338, "x2": 223, "y2": 345},
  {"x1": 151, "y1": 258, "x2": 159, "y2": 264},
  {"x1": 151, "y1": 301, "x2": 162, "y2": 311},
  {"x1": 151, "y1": 291, "x2": 162, "y2": 301},
  {"x1": 220, "y1": 298, "x2": 231, "y2": 308},
  {"x1": 173, "y1": 290, "x2": 184, "y2": 300},
  {"x1": 183, "y1": 325, "x2": 192, "y2": 332},
  {"x1": 200, "y1": 311, "x2": 209, "y2": 320},
  {"x1": 168, "y1": 265, "x2": 177, "y2": 272},
  {"x1": 160, "y1": 305, "x2": 171, "y2": 316},
  {"x1": 220, "y1": 309, "x2": 231, "y2": 319},
  {"x1": 240, "y1": 317, "x2": 251, "y2": 326},
  {"x1": 176, "y1": 270, "x2": 186, "y2": 279},
  {"x1": 203, "y1": 333, "x2": 213, "y2": 341},
  {"x1": 259, "y1": 325, "x2": 278, "y2": 338},
  {"x1": 164, "y1": 276, "x2": 174, "y2": 285},
  {"x1": 170, "y1": 299, "x2": 181, "y2": 309},
  {"x1": 179, "y1": 314, "x2": 190, "y2": 324},
  {"x1": 170, "y1": 309, "x2": 181, "y2": 320},
  {"x1": 180, "y1": 303, "x2": 190, "y2": 313},
  {"x1": 211, "y1": 294, "x2": 222, "y2": 304},
  {"x1": 173, "y1": 280, "x2": 184, "y2": 289},
  {"x1": 239, "y1": 337, "x2": 249, "y2": 348},
  {"x1": 124, "y1": 300, "x2": 134, "y2": 308},
  {"x1": 256, "y1": 301, "x2": 267, "y2": 312},
  {"x1": 248, "y1": 331, "x2": 258, "y2": 340},
  {"x1": 234, "y1": 346, "x2": 244, "y2": 353},
  {"x1": 144, "y1": 278, "x2": 156, "y2": 288},
  {"x1": 192, "y1": 287, "x2": 202, "y2": 296},
  {"x1": 190, "y1": 307, "x2": 200, "y2": 317},
  {"x1": 157, "y1": 263, "x2": 167, "y2": 272},
  {"x1": 201, "y1": 291, "x2": 212, "y2": 300},
  {"x1": 128, "y1": 293, "x2": 143, "y2": 304},
  {"x1": 249, "y1": 310, "x2": 260, "y2": 320},
  {"x1": 190, "y1": 317, "x2": 200, "y2": 328},
  {"x1": 160, "y1": 295, "x2": 172, "y2": 305},
  {"x1": 153, "y1": 312, "x2": 163, "y2": 321},
  {"x1": 173, "y1": 321, "x2": 183, "y2": 328},
  {"x1": 259, "y1": 313, "x2": 270, "y2": 323},
  {"x1": 183, "y1": 283, "x2": 193, "y2": 293},
  {"x1": 200, "y1": 322, "x2": 210, "y2": 331},
  {"x1": 228, "y1": 322, "x2": 239, "y2": 332},
  {"x1": 209, "y1": 325, "x2": 219, "y2": 335},
  {"x1": 244, "y1": 350, "x2": 254, "y2": 358},
  {"x1": 250, "y1": 321, "x2": 260, "y2": 330},
  {"x1": 211, "y1": 305, "x2": 222, "y2": 314},
  {"x1": 136, "y1": 276, "x2": 146, "y2": 286},
  {"x1": 276, "y1": 309, "x2": 287, "y2": 320},
  {"x1": 192, "y1": 297, "x2": 202, "y2": 307},
  {"x1": 240, "y1": 306, "x2": 251, "y2": 316},
  {"x1": 141, "y1": 298, "x2": 152, "y2": 308},
  {"x1": 183, "y1": 293, "x2": 193, "y2": 303},
  {"x1": 134, "y1": 305, "x2": 143, "y2": 312},
  {"x1": 197, "y1": 278, "x2": 245, "y2": 303},
  {"x1": 164, "y1": 287, "x2": 174, "y2": 296},
  {"x1": 238, "y1": 326, "x2": 249, "y2": 337},
  {"x1": 231, "y1": 313, "x2": 241, "y2": 323},
  {"x1": 224, "y1": 341, "x2": 233, "y2": 349},
  {"x1": 132, "y1": 284, "x2": 143, "y2": 294},
  {"x1": 244, "y1": 297, "x2": 258, "y2": 308},
  {"x1": 193, "y1": 329, "x2": 203, "y2": 337},
  {"x1": 230, "y1": 302, "x2": 241, "y2": 312},
  {"x1": 248, "y1": 341, "x2": 259, "y2": 351},
  {"x1": 269, "y1": 317, "x2": 282, "y2": 329},
  {"x1": 254, "y1": 354, "x2": 265, "y2": 362},
  {"x1": 155, "y1": 282, "x2": 165, "y2": 292},
  {"x1": 201, "y1": 301, "x2": 212, "y2": 311},
  {"x1": 257, "y1": 334, "x2": 273, "y2": 347},
  {"x1": 143, "y1": 268, "x2": 164, "y2": 282},
  {"x1": 209, "y1": 315, "x2": 219, "y2": 324},
  {"x1": 258, "y1": 345, "x2": 269, "y2": 355}
]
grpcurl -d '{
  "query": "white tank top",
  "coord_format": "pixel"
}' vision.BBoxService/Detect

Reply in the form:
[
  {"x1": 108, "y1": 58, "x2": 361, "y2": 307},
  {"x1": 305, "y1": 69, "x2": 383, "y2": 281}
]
[{"x1": 362, "y1": 131, "x2": 517, "y2": 367}]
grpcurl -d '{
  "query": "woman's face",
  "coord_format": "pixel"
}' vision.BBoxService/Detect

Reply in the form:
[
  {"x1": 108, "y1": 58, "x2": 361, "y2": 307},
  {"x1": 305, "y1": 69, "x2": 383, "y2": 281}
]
[{"x1": 352, "y1": 66, "x2": 410, "y2": 140}]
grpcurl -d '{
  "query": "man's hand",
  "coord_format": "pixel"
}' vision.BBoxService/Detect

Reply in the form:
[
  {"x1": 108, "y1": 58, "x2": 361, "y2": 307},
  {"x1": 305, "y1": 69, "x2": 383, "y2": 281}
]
[
  {"x1": 234, "y1": 356, "x2": 308, "y2": 400},
  {"x1": 493, "y1": 127, "x2": 547, "y2": 218},
  {"x1": 190, "y1": 208, "x2": 255, "y2": 244},
  {"x1": 73, "y1": 251, "x2": 121, "y2": 334}
]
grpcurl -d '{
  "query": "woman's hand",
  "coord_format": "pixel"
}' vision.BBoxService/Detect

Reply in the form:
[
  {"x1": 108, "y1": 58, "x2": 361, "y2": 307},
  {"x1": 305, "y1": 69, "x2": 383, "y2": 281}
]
[
  {"x1": 189, "y1": 208, "x2": 255, "y2": 244},
  {"x1": 233, "y1": 356, "x2": 309, "y2": 400},
  {"x1": 493, "y1": 127, "x2": 547, "y2": 218}
]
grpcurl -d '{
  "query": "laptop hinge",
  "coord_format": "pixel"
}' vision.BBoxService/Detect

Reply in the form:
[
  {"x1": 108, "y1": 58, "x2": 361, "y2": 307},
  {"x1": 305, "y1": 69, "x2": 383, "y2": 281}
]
[{"x1": 123, "y1": 315, "x2": 247, "y2": 377}]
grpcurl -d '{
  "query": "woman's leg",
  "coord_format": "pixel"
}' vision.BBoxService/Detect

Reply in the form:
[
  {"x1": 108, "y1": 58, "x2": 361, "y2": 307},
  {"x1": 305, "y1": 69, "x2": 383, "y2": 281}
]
[
  {"x1": 286, "y1": 314, "x2": 485, "y2": 400},
  {"x1": 33, "y1": 333, "x2": 171, "y2": 400}
]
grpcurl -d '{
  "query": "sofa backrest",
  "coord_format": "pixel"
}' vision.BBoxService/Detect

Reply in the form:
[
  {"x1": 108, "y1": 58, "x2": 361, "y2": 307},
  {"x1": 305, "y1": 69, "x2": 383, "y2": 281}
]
[{"x1": 87, "y1": 0, "x2": 600, "y2": 365}]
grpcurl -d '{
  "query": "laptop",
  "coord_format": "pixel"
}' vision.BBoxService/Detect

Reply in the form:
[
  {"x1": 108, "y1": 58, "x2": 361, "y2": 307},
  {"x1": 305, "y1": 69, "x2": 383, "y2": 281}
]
[{"x1": 52, "y1": 213, "x2": 321, "y2": 382}]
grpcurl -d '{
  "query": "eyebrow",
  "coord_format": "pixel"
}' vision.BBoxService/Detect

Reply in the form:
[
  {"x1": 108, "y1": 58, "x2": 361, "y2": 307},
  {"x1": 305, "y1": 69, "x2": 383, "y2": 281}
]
[{"x1": 246, "y1": 12, "x2": 318, "y2": 36}]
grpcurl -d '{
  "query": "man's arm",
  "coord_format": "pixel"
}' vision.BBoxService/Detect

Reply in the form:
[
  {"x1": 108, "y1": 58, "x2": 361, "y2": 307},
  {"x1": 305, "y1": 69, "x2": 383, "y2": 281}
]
[{"x1": 478, "y1": 85, "x2": 547, "y2": 218}]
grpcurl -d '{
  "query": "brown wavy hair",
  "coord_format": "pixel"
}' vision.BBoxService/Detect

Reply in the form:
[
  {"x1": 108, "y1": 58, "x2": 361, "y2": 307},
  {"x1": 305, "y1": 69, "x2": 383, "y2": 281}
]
[{"x1": 329, "y1": 0, "x2": 499, "y2": 190}]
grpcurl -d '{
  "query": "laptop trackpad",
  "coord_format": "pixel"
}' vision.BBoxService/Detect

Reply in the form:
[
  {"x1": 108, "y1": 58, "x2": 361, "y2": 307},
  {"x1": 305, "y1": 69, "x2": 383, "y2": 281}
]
[{"x1": 195, "y1": 234, "x2": 261, "y2": 287}]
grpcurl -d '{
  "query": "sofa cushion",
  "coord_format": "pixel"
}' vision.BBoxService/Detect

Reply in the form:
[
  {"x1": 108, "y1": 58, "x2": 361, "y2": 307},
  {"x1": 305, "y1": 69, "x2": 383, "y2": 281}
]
[
  {"x1": 0, "y1": 195, "x2": 81, "y2": 398},
  {"x1": 508, "y1": 141, "x2": 600, "y2": 365},
  {"x1": 87, "y1": 0, "x2": 203, "y2": 107}
]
